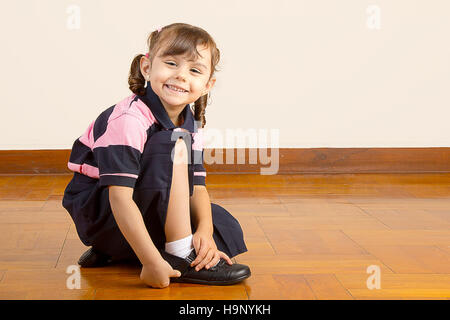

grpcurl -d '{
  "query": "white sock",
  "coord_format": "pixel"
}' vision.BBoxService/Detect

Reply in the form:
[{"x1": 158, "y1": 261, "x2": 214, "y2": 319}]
[
  {"x1": 164, "y1": 234, "x2": 220, "y2": 267},
  {"x1": 165, "y1": 234, "x2": 194, "y2": 259}
]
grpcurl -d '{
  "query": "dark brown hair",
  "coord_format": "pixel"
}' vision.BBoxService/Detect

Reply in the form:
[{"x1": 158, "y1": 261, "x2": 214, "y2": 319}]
[{"x1": 128, "y1": 23, "x2": 221, "y2": 128}]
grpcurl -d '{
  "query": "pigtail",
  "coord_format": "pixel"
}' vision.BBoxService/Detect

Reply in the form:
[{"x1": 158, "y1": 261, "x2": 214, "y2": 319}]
[
  {"x1": 128, "y1": 54, "x2": 146, "y2": 96},
  {"x1": 194, "y1": 94, "x2": 208, "y2": 128}
]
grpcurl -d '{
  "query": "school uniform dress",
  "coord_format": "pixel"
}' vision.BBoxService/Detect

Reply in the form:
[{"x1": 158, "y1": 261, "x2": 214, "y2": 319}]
[{"x1": 62, "y1": 81, "x2": 248, "y2": 261}]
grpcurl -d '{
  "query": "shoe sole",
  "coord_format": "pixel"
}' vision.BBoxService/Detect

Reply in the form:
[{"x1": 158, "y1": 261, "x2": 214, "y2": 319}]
[
  {"x1": 78, "y1": 260, "x2": 112, "y2": 268},
  {"x1": 78, "y1": 249, "x2": 112, "y2": 268},
  {"x1": 170, "y1": 271, "x2": 251, "y2": 286}
]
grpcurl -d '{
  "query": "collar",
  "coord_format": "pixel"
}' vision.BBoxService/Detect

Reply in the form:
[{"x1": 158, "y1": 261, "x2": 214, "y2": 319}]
[{"x1": 138, "y1": 80, "x2": 195, "y2": 133}]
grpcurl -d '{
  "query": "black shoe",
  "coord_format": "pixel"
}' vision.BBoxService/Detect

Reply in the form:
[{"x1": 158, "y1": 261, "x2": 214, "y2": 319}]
[
  {"x1": 78, "y1": 247, "x2": 112, "y2": 268},
  {"x1": 160, "y1": 249, "x2": 251, "y2": 285}
]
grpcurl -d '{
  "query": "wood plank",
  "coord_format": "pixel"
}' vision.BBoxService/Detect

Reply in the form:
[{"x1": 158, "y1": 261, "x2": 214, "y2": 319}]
[
  {"x1": 335, "y1": 273, "x2": 450, "y2": 290},
  {"x1": 436, "y1": 245, "x2": 450, "y2": 256},
  {"x1": 349, "y1": 289, "x2": 450, "y2": 299},
  {"x1": 335, "y1": 273, "x2": 450, "y2": 299},
  {"x1": 342, "y1": 229, "x2": 450, "y2": 246},
  {"x1": 0, "y1": 209, "x2": 71, "y2": 224},
  {"x1": 243, "y1": 274, "x2": 316, "y2": 300},
  {"x1": 346, "y1": 197, "x2": 450, "y2": 208},
  {"x1": 0, "y1": 223, "x2": 69, "y2": 249},
  {"x1": 237, "y1": 236, "x2": 276, "y2": 257},
  {"x1": 235, "y1": 254, "x2": 394, "y2": 275},
  {"x1": 336, "y1": 272, "x2": 450, "y2": 299},
  {"x1": 0, "y1": 248, "x2": 61, "y2": 269},
  {"x1": 355, "y1": 245, "x2": 450, "y2": 273},
  {"x1": 94, "y1": 282, "x2": 248, "y2": 300},
  {"x1": 282, "y1": 200, "x2": 372, "y2": 218},
  {"x1": 257, "y1": 216, "x2": 389, "y2": 231},
  {"x1": 303, "y1": 274, "x2": 354, "y2": 300},
  {"x1": 0, "y1": 176, "x2": 14, "y2": 187},
  {"x1": 0, "y1": 269, "x2": 95, "y2": 300},
  {"x1": 213, "y1": 203, "x2": 290, "y2": 218},
  {"x1": 355, "y1": 207, "x2": 450, "y2": 230},
  {"x1": 233, "y1": 216, "x2": 267, "y2": 238},
  {"x1": 425, "y1": 208, "x2": 450, "y2": 223},
  {"x1": 0, "y1": 200, "x2": 45, "y2": 212},
  {"x1": 259, "y1": 226, "x2": 369, "y2": 255}
]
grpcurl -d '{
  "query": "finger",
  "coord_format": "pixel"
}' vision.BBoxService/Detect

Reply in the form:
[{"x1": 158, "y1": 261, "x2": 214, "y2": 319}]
[
  {"x1": 153, "y1": 277, "x2": 170, "y2": 289},
  {"x1": 205, "y1": 252, "x2": 220, "y2": 269},
  {"x1": 218, "y1": 251, "x2": 233, "y2": 265},
  {"x1": 171, "y1": 269, "x2": 182, "y2": 278},
  {"x1": 191, "y1": 241, "x2": 208, "y2": 266},
  {"x1": 190, "y1": 236, "x2": 201, "y2": 266},
  {"x1": 192, "y1": 235, "x2": 200, "y2": 254},
  {"x1": 195, "y1": 249, "x2": 214, "y2": 271},
  {"x1": 191, "y1": 239, "x2": 207, "y2": 266},
  {"x1": 195, "y1": 248, "x2": 214, "y2": 271}
]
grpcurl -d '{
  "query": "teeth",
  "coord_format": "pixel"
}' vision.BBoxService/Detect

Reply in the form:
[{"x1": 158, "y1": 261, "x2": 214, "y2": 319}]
[{"x1": 167, "y1": 84, "x2": 186, "y2": 92}]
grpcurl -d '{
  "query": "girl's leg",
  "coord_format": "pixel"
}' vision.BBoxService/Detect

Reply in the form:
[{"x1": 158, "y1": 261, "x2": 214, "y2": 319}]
[{"x1": 164, "y1": 137, "x2": 192, "y2": 242}]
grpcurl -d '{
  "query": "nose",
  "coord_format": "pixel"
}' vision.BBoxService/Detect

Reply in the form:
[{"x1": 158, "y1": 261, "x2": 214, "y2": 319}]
[
  {"x1": 175, "y1": 73, "x2": 186, "y2": 82},
  {"x1": 175, "y1": 66, "x2": 189, "y2": 82}
]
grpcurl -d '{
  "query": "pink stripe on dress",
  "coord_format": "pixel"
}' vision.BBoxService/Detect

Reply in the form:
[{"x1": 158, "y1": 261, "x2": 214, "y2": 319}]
[
  {"x1": 93, "y1": 96, "x2": 157, "y2": 153},
  {"x1": 81, "y1": 163, "x2": 100, "y2": 178},
  {"x1": 93, "y1": 115, "x2": 147, "y2": 153},
  {"x1": 68, "y1": 162, "x2": 100, "y2": 179},
  {"x1": 79, "y1": 120, "x2": 95, "y2": 149},
  {"x1": 100, "y1": 173, "x2": 139, "y2": 179}
]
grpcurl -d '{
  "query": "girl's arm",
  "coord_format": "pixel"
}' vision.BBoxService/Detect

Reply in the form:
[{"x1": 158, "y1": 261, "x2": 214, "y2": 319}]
[
  {"x1": 108, "y1": 185, "x2": 164, "y2": 266},
  {"x1": 189, "y1": 185, "x2": 214, "y2": 235}
]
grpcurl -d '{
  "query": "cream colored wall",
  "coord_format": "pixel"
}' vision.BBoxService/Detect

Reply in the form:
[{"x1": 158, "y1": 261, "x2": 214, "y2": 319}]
[{"x1": 0, "y1": 0, "x2": 448, "y2": 150}]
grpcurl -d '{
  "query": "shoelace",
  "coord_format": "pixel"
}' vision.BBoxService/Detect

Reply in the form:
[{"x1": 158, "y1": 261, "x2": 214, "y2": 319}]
[
  {"x1": 185, "y1": 250, "x2": 227, "y2": 272},
  {"x1": 209, "y1": 259, "x2": 227, "y2": 271}
]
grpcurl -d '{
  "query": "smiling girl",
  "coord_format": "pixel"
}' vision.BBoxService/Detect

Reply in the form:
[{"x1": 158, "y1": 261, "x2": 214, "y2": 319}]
[{"x1": 62, "y1": 23, "x2": 250, "y2": 289}]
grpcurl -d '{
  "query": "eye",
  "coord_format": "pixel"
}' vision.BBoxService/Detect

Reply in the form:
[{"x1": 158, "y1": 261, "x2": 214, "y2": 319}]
[{"x1": 165, "y1": 61, "x2": 201, "y2": 74}]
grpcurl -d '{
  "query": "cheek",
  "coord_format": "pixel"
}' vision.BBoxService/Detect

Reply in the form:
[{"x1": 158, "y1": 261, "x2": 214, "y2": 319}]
[
  {"x1": 150, "y1": 67, "x2": 170, "y2": 80},
  {"x1": 189, "y1": 82, "x2": 205, "y2": 93}
]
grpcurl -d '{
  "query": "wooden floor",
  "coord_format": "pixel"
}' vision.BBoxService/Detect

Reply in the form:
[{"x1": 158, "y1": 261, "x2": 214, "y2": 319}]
[{"x1": 0, "y1": 173, "x2": 449, "y2": 300}]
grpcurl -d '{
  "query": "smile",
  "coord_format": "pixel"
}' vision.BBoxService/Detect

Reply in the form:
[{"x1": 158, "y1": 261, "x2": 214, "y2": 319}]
[{"x1": 164, "y1": 84, "x2": 188, "y2": 94}]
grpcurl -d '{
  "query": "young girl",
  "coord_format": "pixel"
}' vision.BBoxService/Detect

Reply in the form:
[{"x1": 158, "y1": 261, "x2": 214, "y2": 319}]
[{"x1": 62, "y1": 23, "x2": 250, "y2": 288}]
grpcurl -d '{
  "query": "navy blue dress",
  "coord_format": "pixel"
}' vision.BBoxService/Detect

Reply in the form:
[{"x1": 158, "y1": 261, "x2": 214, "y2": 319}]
[{"x1": 62, "y1": 81, "x2": 248, "y2": 261}]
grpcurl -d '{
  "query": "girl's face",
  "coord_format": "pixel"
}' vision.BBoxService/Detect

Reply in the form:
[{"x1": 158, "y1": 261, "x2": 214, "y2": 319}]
[{"x1": 141, "y1": 44, "x2": 216, "y2": 112}]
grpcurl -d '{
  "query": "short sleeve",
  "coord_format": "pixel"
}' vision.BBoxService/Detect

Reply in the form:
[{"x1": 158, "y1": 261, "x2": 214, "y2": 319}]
[
  {"x1": 93, "y1": 114, "x2": 147, "y2": 188},
  {"x1": 192, "y1": 128, "x2": 206, "y2": 186}
]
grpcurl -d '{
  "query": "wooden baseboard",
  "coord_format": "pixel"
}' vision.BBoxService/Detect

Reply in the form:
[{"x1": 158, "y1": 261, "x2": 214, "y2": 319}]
[{"x1": 0, "y1": 148, "x2": 449, "y2": 175}]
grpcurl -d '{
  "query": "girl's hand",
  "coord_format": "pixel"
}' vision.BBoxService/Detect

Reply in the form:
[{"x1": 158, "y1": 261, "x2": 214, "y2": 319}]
[
  {"x1": 140, "y1": 258, "x2": 181, "y2": 289},
  {"x1": 191, "y1": 230, "x2": 233, "y2": 271}
]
